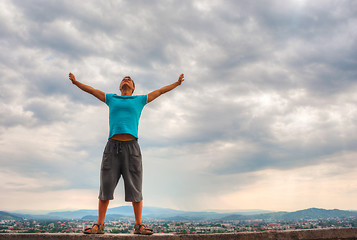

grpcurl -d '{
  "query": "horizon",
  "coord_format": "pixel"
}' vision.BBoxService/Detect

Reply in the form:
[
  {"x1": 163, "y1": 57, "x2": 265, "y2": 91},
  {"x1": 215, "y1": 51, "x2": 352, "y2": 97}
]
[
  {"x1": 5, "y1": 206, "x2": 357, "y2": 216},
  {"x1": 1, "y1": 0, "x2": 357, "y2": 213}
]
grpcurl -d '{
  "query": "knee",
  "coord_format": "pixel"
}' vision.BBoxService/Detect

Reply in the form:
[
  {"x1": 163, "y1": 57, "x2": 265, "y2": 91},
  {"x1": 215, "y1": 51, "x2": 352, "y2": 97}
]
[{"x1": 99, "y1": 199, "x2": 110, "y2": 204}]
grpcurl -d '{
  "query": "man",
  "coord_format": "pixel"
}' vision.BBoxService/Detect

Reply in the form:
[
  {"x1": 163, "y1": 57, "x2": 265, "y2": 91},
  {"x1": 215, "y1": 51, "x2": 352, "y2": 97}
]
[{"x1": 68, "y1": 72, "x2": 184, "y2": 234}]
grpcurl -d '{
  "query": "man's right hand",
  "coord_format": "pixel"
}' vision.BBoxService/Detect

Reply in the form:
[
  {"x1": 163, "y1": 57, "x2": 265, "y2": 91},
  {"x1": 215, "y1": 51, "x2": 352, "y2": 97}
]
[
  {"x1": 68, "y1": 72, "x2": 106, "y2": 103},
  {"x1": 69, "y1": 72, "x2": 76, "y2": 83}
]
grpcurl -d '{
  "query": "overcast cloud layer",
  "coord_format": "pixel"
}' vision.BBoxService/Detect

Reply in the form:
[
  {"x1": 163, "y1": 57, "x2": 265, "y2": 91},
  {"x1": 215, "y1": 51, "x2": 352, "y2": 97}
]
[{"x1": 1, "y1": 0, "x2": 357, "y2": 212}]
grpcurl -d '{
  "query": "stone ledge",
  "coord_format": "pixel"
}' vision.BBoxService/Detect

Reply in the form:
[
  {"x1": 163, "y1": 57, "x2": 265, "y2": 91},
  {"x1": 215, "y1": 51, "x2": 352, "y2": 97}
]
[{"x1": 0, "y1": 228, "x2": 356, "y2": 240}]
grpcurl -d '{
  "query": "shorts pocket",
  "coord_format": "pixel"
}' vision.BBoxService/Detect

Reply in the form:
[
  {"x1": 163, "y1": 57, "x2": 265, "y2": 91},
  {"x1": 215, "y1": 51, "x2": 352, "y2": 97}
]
[
  {"x1": 101, "y1": 153, "x2": 112, "y2": 170},
  {"x1": 129, "y1": 154, "x2": 142, "y2": 173}
]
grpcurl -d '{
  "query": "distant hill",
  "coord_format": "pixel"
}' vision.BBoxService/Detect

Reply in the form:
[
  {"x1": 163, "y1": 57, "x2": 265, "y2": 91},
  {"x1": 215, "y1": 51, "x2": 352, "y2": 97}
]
[
  {"x1": 222, "y1": 208, "x2": 357, "y2": 221},
  {"x1": 283, "y1": 208, "x2": 357, "y2": 220},
  {"x1": 46, "y1": 209, "x2": 97, "y2": 219},
  {"x1": 43, "y1": 206, "x2": 187, "y2": 220},
  {"x1": 2, "y1": 207, "x2": 357, "y2": 221},
  {"x1": 221, "y1": 211, "x2": 288, "y2": 221},
  {"x1": 81, "y1": 214, "x2": 130, "y2": 221},
  {"x1": 39, "y1": 207, "x2": 269, "y2": 221},
  {"x1": 0, "y1": 211, "x2": 23, "y2": 221}
]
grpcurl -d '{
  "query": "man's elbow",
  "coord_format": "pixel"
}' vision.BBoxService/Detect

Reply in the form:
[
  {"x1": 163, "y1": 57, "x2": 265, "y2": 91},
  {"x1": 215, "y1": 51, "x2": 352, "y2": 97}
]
[{"x1": 154, "y1": 89, "x2": 164, "y2": 97}]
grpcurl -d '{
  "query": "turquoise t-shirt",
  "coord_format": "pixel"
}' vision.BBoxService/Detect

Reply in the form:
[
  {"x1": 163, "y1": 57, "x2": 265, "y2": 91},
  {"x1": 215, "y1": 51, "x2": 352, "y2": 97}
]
[{"x1": 105, "y1": 93, "x2": 148, "y2": 139}]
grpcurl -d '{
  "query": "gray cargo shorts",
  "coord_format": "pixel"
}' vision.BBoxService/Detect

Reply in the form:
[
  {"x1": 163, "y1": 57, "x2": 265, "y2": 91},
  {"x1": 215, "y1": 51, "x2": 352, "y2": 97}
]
[{"x1": 98, "y1": 139, "x2": 143, "y2": 202}]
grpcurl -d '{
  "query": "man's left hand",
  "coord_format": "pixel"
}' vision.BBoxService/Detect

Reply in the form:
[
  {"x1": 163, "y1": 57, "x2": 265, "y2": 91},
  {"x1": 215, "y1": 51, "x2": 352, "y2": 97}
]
[{"x1": 178, "y1": 74, "x2": 184, "y2": 85}]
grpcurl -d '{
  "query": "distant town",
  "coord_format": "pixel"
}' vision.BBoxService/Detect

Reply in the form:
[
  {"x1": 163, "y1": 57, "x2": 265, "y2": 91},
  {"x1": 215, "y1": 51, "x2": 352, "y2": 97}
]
[
  {"x1": 1, "y1": 207, "x2": 356, "y2": 234},
  {"x1": 1, "y1": 217, "x2": 356, "y2": 234}
]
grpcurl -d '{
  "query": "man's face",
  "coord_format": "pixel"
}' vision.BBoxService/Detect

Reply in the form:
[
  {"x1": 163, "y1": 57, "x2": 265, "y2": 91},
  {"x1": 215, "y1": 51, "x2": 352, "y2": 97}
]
[{"x1": 120, "y1": 77, "x2": 135, "y2": 93}]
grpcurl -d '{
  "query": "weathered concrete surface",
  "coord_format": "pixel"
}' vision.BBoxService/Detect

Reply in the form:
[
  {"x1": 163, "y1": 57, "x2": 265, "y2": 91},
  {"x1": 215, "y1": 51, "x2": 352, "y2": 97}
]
[{"x1": 0, "y1": 228, "x2": 356, "y2": 240}]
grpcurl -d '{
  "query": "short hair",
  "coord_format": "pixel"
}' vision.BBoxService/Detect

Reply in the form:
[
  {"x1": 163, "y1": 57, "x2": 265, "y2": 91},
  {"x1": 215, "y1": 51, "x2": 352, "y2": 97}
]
[{"x1": 121, "y1": 76, "x2": 135, "y2": 93}]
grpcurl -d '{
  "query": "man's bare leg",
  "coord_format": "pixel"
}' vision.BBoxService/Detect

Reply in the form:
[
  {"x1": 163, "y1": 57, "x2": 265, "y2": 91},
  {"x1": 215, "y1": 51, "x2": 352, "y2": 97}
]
[
  {"x1": 132, "y1": 200, "x2": 143, "y2": 225},
  {"x1": 98, "y1": 200, "x2": 110, "y2": 224},
  {"x1": 89, "y1": 199, "x2": 109, "y2": 231},
  {"x1": 132, "y1": 200, "x2": 152, "y2": 234},
  {"x1": 85, "y1": 200, "x2": 109, "y2": 233}
]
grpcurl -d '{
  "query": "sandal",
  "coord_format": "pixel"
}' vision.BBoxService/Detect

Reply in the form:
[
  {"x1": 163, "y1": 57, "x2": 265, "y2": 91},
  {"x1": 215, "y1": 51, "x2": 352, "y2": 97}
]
[
  {"x1": 83, "y1": 222, "x2": 105, "y2": 234},
  {"x1": 134, "y1": 223, "x2": 153, "y2": 235}
]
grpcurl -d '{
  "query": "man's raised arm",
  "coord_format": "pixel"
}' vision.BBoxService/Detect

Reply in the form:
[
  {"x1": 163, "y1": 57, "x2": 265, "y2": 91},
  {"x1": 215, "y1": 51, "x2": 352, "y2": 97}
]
[
  {"x1": 147, "y1": 74, "x2": 184, "y2": 103},
  {"x1": 69, "y1": 73, "x2": 105, "y2": 103}
]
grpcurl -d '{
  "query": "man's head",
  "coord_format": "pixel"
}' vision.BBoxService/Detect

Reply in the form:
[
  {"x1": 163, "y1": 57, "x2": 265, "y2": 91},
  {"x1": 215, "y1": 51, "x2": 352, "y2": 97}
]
[{"x1": 120, "y1": 76, "x2": 135, "y2": 95}]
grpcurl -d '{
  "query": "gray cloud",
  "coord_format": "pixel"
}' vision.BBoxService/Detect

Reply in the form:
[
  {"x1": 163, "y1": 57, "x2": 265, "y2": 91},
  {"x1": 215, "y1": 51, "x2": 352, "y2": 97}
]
[{"x1": 1, "y1": 0, "x2": 357, "y2": 211}]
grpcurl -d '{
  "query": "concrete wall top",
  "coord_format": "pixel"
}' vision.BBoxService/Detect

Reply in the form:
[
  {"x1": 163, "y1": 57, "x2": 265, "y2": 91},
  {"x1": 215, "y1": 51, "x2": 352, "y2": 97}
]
[{"x1": 1, "y1": 227, "x2": 357, "y2": 240}]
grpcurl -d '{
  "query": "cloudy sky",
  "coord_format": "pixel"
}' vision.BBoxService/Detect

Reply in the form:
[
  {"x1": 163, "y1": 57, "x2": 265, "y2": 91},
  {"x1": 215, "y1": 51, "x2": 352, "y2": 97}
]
[{"x1": 1, "y1": 0, "x2": 357, "y2": 213}]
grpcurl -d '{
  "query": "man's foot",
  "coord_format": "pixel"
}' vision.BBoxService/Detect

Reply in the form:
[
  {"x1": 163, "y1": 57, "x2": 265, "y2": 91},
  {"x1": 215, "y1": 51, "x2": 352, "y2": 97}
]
[
  {"x1": 83, "y1": 223, "x2": 105, "y2": 234},
  {"x1": 134, "y1": 223, "x2": 153, "y2": 235}
]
